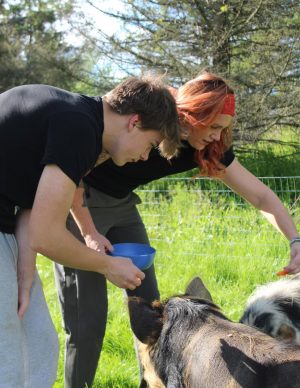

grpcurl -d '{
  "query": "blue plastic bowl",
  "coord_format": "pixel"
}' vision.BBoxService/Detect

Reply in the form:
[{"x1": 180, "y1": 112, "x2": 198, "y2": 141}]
[{"x1": 110, "y1": 243, "x2": 156, "y2": 270}]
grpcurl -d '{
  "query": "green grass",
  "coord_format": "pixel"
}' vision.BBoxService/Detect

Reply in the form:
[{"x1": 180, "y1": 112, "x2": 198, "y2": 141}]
[
  {"x1": 38, "y1": 135, "x2": 300, "y2": 387},
  {"x1": 236, "y1": 127, "x2": 300, "y2": 177},
  {"x1": 38, "y1": 188, "x2": 300, "y2": 387}
]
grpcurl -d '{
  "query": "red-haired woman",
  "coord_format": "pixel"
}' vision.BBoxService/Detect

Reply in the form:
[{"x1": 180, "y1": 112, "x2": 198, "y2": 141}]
[{"x1": 54, "y1": 72, "x2": 300, "y2": 388}]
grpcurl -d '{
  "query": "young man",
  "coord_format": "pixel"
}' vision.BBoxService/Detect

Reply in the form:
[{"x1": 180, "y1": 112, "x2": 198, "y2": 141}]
[{"x1": 0, "y1": 75, "x2": 181, "y2": 387}]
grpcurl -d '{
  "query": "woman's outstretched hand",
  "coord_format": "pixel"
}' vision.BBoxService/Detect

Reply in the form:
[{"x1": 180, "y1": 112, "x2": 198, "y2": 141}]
[{"x1": 282, "y1": 242, "x2": 300, "y2": 275}]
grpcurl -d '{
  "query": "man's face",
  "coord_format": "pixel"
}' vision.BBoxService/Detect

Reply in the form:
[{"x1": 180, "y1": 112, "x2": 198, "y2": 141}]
[{"x1": 110, "y1": 125, "x2": 162, "y2": 166}]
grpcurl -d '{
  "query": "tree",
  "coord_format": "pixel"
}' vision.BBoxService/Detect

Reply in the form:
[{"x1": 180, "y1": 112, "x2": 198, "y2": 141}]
[
  {"x1": 80, "y1": 0, "x2": 300, "y2": 144},
  {"x1": 0, "y1": 0, "x2": 115, "y2": 94}
]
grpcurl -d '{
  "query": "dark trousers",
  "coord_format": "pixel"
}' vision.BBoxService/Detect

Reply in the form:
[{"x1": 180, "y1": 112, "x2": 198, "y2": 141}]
[{"x1": 54, "y1": 188, "x2": 160, "y2": 388}]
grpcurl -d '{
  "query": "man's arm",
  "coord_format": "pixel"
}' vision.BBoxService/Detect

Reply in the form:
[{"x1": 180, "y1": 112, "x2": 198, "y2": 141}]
[
  {"x1": 29, "y1": 165, "x2": 144, "y2": 289},
  {"x1": 15, "y1": 209, "x2": 37, "y2": 319}
]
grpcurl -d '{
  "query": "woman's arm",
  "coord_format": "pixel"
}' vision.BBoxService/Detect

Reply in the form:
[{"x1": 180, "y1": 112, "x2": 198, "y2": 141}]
[
  {"x1": 219, "y1": 159, "x2": 300, "y2": 273},
  {"x1": 70, "y1": 185, "x2": 113, "y2": 253}
]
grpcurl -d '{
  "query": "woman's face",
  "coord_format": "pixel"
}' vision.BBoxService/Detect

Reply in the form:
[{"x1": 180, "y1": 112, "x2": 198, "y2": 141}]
[{"x1": 186, "y1": 114, "x2": 232, "y2": 151}]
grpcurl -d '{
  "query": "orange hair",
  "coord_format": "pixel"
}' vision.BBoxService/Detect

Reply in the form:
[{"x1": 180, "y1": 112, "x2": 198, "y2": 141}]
[{"x1": 176, "y1": 71, "x2": 234, "y2": 176}]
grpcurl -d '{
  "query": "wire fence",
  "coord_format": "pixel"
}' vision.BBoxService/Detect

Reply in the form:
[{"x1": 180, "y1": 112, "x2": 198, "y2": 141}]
[
  {"x1": 135, "y1": 176, "x2": 300, "y2": 261},
  {"x1": 138, "y1": 175, "x2": 300, "y2": 203}
]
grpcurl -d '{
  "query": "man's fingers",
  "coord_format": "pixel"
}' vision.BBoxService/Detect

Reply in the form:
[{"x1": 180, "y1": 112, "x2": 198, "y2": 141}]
[
  {"x1": 18, "y1": 301, "x2": 27, "y2": 320},
  {"x1": 126, "y1": 274, "x2": 144, "y2": 290},
  {"x1": 105, "y1": 258, "x2": 145, "y2": 289},
  {"x1": 18, "y1": 309, "x2": 25, "y2": 320},
  {"x1": 105, "y1": 241, "x2": 113, "y2": 251},
  {"x1": 137, "y1": 269, "x2": 145, "y2": 281}
]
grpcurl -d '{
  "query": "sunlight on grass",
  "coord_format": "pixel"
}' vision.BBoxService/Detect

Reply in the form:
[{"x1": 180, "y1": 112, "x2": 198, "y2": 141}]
[
  {"x1": 38, "y1": 139, "x2": 300, "y2": 387},
  {"x1": 38, "y1": 190, "x2": 296, "y2": 386}
]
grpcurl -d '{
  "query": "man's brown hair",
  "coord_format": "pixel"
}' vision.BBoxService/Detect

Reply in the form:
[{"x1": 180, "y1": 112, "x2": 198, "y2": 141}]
[{"x1": 105, "y1": 74, "x2": 181, "y2": 159}]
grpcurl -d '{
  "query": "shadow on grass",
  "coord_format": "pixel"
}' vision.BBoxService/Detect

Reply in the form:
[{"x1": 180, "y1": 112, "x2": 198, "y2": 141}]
[
  {"x1": 237, "y1": 144, "x2": 300, "y2": 177},
  {"x1": 93, "y1": 378, "x2": 137, "y2": 388}
]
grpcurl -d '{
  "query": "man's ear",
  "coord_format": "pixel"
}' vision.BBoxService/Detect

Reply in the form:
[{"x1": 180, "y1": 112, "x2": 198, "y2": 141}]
[{"x1": 128, "y1": 114, "x2": 140, "y2": 131}]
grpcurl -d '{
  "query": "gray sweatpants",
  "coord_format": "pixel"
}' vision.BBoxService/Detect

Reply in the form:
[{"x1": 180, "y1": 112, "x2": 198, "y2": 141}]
[{"x1": 0, "y1": 232, "x2": 59, "y2": 388}]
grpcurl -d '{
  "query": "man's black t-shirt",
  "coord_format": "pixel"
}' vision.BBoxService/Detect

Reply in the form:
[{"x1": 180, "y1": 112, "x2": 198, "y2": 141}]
[
  {"x1": 0, "y1": 84, "x2": 103, "y2": 233},
  {"x1": 83, "y1": 143, "x2": 235, "y2": 198}
]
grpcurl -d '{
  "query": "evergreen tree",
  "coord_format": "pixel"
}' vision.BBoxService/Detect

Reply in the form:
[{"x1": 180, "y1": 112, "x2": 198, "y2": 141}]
[
  {"x1": 82, "y1": 0, "x2": 300, "y2": 143},
  {"x1": 0, "y1": 0, "x2": 115, "y2": 94}
]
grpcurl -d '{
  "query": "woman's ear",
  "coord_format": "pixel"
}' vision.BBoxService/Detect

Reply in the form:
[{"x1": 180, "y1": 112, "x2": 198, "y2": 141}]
[
  {"x1": 128, "y1": 114, "x2": 140, "y2": 131},
  {"x1": 181, "y1": 127, "x2": 190, "y2": 140}
]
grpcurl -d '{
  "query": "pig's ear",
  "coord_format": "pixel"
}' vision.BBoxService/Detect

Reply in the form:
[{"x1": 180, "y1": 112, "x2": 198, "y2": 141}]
[
  {"x1": 128, "y1": 297, "x2": 164, "y2": 345},
  {"x1": 185, "y1": 276, "x2": 213, "y2": 302}
]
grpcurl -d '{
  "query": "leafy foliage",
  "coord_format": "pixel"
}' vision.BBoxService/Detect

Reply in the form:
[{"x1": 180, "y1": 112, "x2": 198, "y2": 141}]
[
  {"x1": 81, "y1": 0, "x2": 300, "y2": 144},
  {"x1": 0, "y1": 0, "x2": 116, "y2": 94}
]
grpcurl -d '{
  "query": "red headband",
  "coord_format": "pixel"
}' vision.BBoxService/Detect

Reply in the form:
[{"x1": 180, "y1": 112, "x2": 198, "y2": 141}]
[{"x1": 221, "y1": 94, "x2": 235, "y2": 116}]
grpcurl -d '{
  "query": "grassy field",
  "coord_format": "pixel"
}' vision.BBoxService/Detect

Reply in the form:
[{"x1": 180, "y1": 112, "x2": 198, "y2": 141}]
[{"x1": 38, "y1": 134, "x2": 300, "y2": 387}]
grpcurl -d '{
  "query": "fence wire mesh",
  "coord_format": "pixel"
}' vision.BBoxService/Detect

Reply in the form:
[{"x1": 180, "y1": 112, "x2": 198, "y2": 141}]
[{"x1": 135, "y1": 176, "x2": 300, "y2": 262}]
